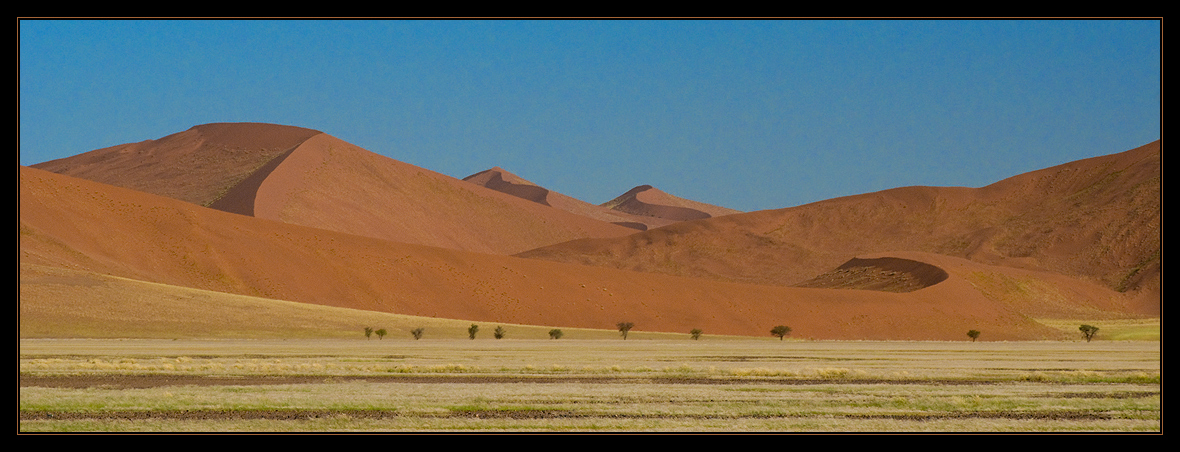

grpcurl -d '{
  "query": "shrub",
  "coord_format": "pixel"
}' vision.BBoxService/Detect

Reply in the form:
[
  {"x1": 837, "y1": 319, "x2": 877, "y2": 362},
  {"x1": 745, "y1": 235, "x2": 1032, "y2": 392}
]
[
  {"x1": 617, "y1": 322, "x2": 635, "y2": 340},
  {"x1": 770, "y1": 325, "x2": 792, "y2": 341},
  {"x1": 494, "y1": 326, "x2": 506, "y2": 339},
  {"x1": 468, "y1": 324, "x2": 479, "y2": 340},
  {"x1": 1079, "y1": 324, "x2": 1099, "y2": 342},
  {"x1": 549, "y1": 329, "x2": 563, "y2": 339},
  {"x1": 410, "y1": 328, "x2": 424, "y2": 340}
]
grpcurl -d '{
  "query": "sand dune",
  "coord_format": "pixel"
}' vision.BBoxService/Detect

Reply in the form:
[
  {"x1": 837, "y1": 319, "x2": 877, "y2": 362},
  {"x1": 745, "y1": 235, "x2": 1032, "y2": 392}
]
[
  {"x1": 21, "y1": 165, "x2": 1100, "y2": 340},
  {"x1": 464, "y1": 167, "x2": 679, "y2": 231},
  {"x1": 518, "y1": 141, "x2": 1159, "y2": 316},
  {"x1": 601, "y1": 184, "x2": 742, "y2": 222},
  {"x1": 32, "y1": 123, "x2": 637, "y2": 255},
  {"x1": 31, "y1": 123, "x2": 321, "y2": 208}
]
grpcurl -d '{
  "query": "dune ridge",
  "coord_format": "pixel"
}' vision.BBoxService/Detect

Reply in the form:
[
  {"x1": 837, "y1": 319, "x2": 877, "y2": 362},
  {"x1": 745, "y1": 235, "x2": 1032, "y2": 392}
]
[
  {"x1": 464, "y1": 167, "x2": 680, "y2": 231},
  {"x1": 601, "y1": 184, "x2": 742, "y2": 222},
  {"x1": 30, "y1": 123, "x2": 322, "y2": 208}
]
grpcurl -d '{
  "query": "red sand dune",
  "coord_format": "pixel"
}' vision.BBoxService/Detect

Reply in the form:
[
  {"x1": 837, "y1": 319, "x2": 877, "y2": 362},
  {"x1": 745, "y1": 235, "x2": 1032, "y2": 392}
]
[
  {"x1": 32, "y1": 123, "x2": 636, "y2": 255},
  {"x1": 519, "y1": 141, "x2": 1160, "y2": 316},
  {"x1": 464, "y1": 167, "x2": 680, "y2": 231},
  {"x1": 31, "y1": 123, "x2": 321, "y2": 207},
  {"x1": 21, "y1": 165, "x2": 1094, "y2": 340},
  {"x1": 601, "y1": 184, "x2": 742, "y2": 222}
]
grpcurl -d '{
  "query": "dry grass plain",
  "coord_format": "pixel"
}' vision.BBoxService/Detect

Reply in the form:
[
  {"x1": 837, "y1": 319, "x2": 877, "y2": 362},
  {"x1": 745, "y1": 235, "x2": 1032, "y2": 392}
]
[{"x1": 20, "y1": 337, "x2": 1159, "y2": 433}]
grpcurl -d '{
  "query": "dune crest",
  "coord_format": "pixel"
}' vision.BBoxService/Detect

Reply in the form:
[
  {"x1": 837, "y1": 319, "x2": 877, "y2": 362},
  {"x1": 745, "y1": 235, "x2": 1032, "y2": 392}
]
[
  {"x1": 601, "y1": 185, "x2": 741, "y2": 222},
  {"x1": 30, "y1": 122, "x2": 322, "y2": 208},
  {"x1": 464, "y1": 167, "x2": 680, "y2": 231}
]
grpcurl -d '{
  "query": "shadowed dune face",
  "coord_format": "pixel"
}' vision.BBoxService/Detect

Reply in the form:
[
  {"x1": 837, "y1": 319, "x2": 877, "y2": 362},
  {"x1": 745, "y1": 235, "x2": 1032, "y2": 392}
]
[
  {"x1": 518, "y1": 141, "x2": 1159, "y2": 315},
  {"x1": 463, "y1": 168, "x2": 552, "y2": 206},
  {"x1": 21, "y1": 165, "x2": 1087, "y2": 340},
  {"x1": 795, "y1": 257, "x2": 949, "y2": 293},
  {"x1": 30, "y1": 123, "x2": 322, "y2": 207}
]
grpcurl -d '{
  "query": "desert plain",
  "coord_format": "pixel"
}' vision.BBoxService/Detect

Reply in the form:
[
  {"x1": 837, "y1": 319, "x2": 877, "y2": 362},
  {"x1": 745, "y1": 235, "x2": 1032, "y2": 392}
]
[{"x1": 20, "y1": 123, "x2": 1160, "y2": 432}]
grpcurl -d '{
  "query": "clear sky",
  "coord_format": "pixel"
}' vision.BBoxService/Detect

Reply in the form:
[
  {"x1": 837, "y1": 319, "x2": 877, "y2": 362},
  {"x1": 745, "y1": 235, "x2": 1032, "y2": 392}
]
[{"x1": 20, "y1": 19, "x2": 1160, "y2": 212}]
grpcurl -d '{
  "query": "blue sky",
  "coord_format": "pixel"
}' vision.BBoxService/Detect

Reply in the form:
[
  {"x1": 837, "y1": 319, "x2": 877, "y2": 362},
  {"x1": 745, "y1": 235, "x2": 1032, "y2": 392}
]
[{"x1": 20, "y1": 19, "x2": 1160, "y2": 212}]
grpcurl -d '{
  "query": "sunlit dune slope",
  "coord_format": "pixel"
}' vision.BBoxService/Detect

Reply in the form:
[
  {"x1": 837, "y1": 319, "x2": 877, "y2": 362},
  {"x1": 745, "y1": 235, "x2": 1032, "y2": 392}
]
[
  {"x1": 518, "y1": 141, "x2": 1159, "y2": 315},
  {"x1": 243, "y1": 134, "x2": 635, "y2": 255},
  {"x1": 21, "y1": 166, "x2": 1084, "y2": 340},
  {"x1": 31, "y1": 123, "x2": 637, "y2": 255}
]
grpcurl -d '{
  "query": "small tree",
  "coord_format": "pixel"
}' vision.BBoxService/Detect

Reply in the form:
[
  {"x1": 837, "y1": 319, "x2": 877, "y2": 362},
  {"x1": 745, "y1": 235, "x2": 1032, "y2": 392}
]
[
  {"x1": 548, "y1": 329, "x2": 564, "y2": 339},
  {"x1": 375, "y1": 328, "x2": 387, "y2": 340},
  {"x1": 967, "y1": 330, "x2": 981, "y2": 342},
  {"x1": 1079, "y1": 324, "x2": 1099, "y2": 342},
  {"x1": 468, "y1": 324, "x2": 480, "y2": 340},
  {"x1": 494, "y1": 326, "x2": 506, "y2": 339},
  {"x1": 617, "y1": 322, "x2": 635, "y2": 340},
  {"x1": 770, "y1": 325, "x2": 792, "y2": 341},
  {"x1": 690, "y1": 328, "x2": 703, "y2": 340},
  {"x1": 364, "y1": 327, "x2": 374, "y2": 340},
  {"x1": 410, "y1": 327, "x2": 425, "y2": 340}
]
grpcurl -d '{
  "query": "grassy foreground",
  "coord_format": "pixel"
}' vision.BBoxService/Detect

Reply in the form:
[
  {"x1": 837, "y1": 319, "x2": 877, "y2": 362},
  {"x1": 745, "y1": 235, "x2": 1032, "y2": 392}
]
[{"x1": 20, "y1": 338, "x2": 1159, "y2": 433}]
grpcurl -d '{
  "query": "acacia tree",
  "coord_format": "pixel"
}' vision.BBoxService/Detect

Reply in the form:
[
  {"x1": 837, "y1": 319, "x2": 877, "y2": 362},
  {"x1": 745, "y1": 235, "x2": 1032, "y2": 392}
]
[
  {"x1": 1079, "y1": 324, "x2": 1099, "y2": 342},
  {"x1": 617, "y1": 322, "x2": 635, "y2": 340},
  {"x1": 375, "y1": 328, "x2": 387, "y2": 340},
  {"x1": 468, "y1": 324, "x2": 480, "y2": 340},
  {"x1": 494, "y1": 326, "x2": 506, "y2": 339},
  {"x1": 549, "y1": 329, "x2": 563, "y2": 339},
  {"x1": 967, "y1": 330, "x2": 981, "y2": 342},
  {"x1": 770, "y1": 325, "x2": 792, "y2": 341},
  {"x1": 364, "y1": 327, "x2": 374, "y2": 340},
  {"x1": 690, "y1": 328, "x2": 703, "y2": 340},
  {"x1": 410, "y1": 328, "x2": 425, "y2": 340}
]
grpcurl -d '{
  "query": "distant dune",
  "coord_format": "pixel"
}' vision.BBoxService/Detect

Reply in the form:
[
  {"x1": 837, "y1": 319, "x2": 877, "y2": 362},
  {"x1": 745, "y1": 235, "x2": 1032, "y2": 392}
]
[
  {"x1": 22, "y1": 165, "x2": 1107, "y2": 340},
  {"x1": 464, "y1": 167, "x2": 683, "y2": 231},
  {"x1": 519, "y1": 141, "x2": 1160, "y2": 316},
  {"x1": 32, "y1": 123, "x2": 636, "y2": 255},
  {"x1": 601, "y1": 184, "x2": 742, "y2": 222}
]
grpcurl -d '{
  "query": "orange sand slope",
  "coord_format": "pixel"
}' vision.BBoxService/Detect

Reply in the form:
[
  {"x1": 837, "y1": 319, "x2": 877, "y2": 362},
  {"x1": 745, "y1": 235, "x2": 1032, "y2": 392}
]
[
  {"x1": 519, "y1": 141, "x2": 1160, "y2": 316},
  {"x1": 22, "y1": 165, "x2": 1105, "y2": 340},
  {"x1": 32, "y1": 123, "x2": 636, "y2": 255}
]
